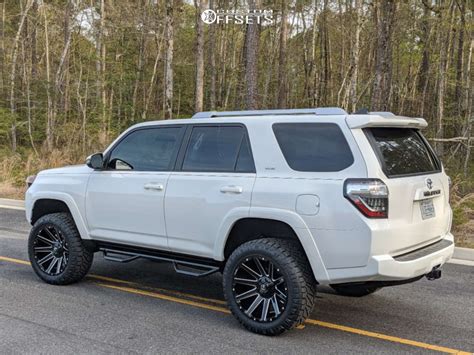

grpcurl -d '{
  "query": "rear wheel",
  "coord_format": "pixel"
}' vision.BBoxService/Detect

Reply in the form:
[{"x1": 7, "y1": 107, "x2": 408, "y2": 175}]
[
  {"x1": 28, "y1": 213, "x2": 93, "y2": 285},
  {"x1": 331, "y1": 284, "x2": 380, "y2": 297},
  {"x1": 223, "y1": 238, "x2": 316, "y2": 335}
]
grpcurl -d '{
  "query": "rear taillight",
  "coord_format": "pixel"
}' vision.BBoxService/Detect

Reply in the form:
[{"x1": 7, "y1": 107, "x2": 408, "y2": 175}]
[{"x1": 344, "y1": 179, "x2": 388, "y2": 218}]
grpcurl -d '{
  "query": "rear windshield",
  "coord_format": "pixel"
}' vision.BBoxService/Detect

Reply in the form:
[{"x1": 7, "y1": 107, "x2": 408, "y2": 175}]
[
  {"x1": 273, "y1": 123, "x2": 354, "y2": 172},
  {"x1": 365, "y1": 128, "x2": 441, "y2": 177}
]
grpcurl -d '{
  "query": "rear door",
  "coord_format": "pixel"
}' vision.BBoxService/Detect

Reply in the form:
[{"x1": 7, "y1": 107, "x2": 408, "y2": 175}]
[
  {"x1": 364, "y1": 127, "x2": 450, "y2": 251},
  {"x1": 165, "y1": 124, "x2": 256, "y2": 258}
]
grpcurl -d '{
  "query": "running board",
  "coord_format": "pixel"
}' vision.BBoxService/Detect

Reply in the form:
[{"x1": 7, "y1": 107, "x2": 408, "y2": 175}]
[{"x1": 100, "y1": 246, "x2": 220, "y2": 278}]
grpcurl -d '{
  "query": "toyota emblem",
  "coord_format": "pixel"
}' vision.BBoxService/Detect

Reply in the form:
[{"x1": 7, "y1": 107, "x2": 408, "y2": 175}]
[{"x1": 426, "y1": 178, "x2": 433, "y2": 190}]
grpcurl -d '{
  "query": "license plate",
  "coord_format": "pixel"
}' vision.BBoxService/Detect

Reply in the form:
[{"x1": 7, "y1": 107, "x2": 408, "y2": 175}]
[{"x1": 420, "y1": 199, "x2": 435, "y2": 220}]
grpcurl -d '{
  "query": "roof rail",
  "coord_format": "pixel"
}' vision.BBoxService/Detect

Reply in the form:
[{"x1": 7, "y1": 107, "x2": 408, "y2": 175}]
[{"x1": 192, "y1": 107, "x2": 347, "y2": 119}]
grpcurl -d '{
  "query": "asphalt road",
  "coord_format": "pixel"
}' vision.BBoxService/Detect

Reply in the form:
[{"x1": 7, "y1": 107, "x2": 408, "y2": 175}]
[{"x1": 0, "y1": 207, "x2": 473, "y2": 354}]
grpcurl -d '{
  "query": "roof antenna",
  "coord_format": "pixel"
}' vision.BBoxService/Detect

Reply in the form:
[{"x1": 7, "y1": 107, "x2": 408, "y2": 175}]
[{"x1": 354, "y1": 108, "x2": 369, "y2": 114}]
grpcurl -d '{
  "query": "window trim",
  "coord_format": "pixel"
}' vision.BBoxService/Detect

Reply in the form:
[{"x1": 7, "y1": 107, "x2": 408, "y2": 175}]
[
  {"x1": 363, "y1": 128, "x2": 442, "y2": 179},
  {"x1": 272, "y1": 122, "x2": 355, "y2": 172},
  {"x1": 175, "y1": 123, "x2": 256, "y2": 173},
  {"x1": 103, "y1": 125, "x2": 186, "y2": 172}
]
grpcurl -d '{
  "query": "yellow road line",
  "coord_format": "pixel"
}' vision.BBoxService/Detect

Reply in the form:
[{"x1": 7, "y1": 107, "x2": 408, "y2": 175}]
[
  {"x1": 0, "y1": 255, "x2": 471, "y2": 354},
  {"x1": 97, "y1": 283, "x2": 231, "y2": 314},
  {"x1": 0, "y1": 256, "x2": 30, "y2": 265},
  {"x1": 88, "y1": 274, "x2": 137, "y2": 285},
  {"x1": 305, "y1": 320, "x2": 471, "y2": 355},
  {"x1": 88, "y1": 274, "x2": 227, "y2": 305},
  {"x1": 0, "y1": 256, "x2": 226, "y2": 305}
]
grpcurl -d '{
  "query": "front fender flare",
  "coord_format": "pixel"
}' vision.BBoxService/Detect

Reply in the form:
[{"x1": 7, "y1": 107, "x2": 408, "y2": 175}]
[{"x1": 27, "y1": 192, "x2": 90, "y2": 240}]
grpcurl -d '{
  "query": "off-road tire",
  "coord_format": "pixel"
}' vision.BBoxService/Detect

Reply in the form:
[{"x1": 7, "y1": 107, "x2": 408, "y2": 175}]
[
  {"x1": 223, "y1": 238, "x2": 316, "y2": 335},
  {"x1": 331, "y1": 284, "x2": 380, "y2": 297},
  {"x1": 28, "y1": 213, "x2": 93, "y2": 285}
]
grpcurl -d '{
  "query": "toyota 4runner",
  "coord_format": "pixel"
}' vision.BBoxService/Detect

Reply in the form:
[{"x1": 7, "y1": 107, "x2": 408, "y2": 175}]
[{"x1": 25, "y1": 107, "x2": 454, "y2": 335}]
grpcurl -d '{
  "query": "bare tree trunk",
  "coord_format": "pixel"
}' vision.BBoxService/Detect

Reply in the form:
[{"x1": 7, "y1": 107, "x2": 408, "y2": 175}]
[
  {"x1": 9, "y1": 0, "x2": 34, "y2": 152},
  {"x1": 348, "y1": 0, "x2": 363, "y2": 112},
  {"x1": 435, "y1": 2, "x2": 455, "y2": 156},
  {"x1": 462, "y1": 38, "x2": 473, "y2": 177},
  {"x1": 164, "y1": 0, "x2": 174, "y2": 119},
  {"x1": 244, "y1": 0, "x2": 260, "y2": 110},
  {"x1": 208, "y1": 0, "x2": 216, "y2": 109},
  {"x1": 99, "y1": 0, "x2": 107, "y2": 141},
  {"x1": 194, "y1": 0, "x2": 206, "y2": 112},
  {"x1": 0, "y1": 1, "x2": 5, "y2": 92},
  {"x1": 277, "y1": 0, "x2": 288, "y2": 108},
  {"x1": 43, "y1": 2, "x2": 53, "y2": 151},
  {"x1": 371, "y1": 0, "x2": 396, "y2": 111},
  {"x1": 262, "y1": 29, "x2": 277, "y2": 107},
  {"x1": 21, "y1": 28, "x2": 37, "y2": 155},
  {"x1": 143, "y1": 31, "x2": 165, "y2": 120},
  {"x1": 132, "y1": 2, "x2": 147, "y2": 121},
  {"x1": 54, "y1": 0, "x2": 74, "y2": 133},
  {"x1": 417, "y1": 4, "x2": 431, "y2": 116},
  {"x1": 318, "y1": 0, "x2": 331, "y2": 106},
  {"x1": 454, "y1": 0, "x2": 466, "y2": 117}
]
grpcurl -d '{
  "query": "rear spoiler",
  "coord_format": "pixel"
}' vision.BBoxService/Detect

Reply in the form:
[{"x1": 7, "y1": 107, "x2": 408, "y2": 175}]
[{"x1": 346, "y1": 112, "x2": 428, "y2": 129}]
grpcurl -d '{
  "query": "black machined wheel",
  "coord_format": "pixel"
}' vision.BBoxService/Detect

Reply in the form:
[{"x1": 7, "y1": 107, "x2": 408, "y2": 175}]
[
  {"x1": 233, "y1": 256, "x2": 288, "y2": 323},
  {"x1": 32, "y1": 225, "x2": 69, "y2": 276},
  {"x1": 223, "y1": 238, "x2": 316, "y2": 335},
  {"x1": 28, "y1": 213, "x2": 93, "y2": 285}
]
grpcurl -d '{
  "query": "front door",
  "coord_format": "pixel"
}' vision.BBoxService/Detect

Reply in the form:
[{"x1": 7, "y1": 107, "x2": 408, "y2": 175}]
[
  {"x1": 86, "y1": 126, "x2": 185, "y2": 249},
  {"x1": 165, "y1": 125, "x2": 256, "y2": 258}
]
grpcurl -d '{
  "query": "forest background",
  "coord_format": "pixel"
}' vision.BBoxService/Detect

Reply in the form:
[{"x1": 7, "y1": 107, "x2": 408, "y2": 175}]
[{"x1": 0, "y1": 0, "x2": 472, "y2": 246}]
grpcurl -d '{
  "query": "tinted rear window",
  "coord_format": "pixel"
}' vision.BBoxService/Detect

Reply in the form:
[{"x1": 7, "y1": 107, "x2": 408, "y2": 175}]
[
  {"x1": 366, "y1": 128, "x2": 440, "y2": 177},
  {"x1": 182, "y1": 126, "x2": 255, "y2": 172},
  {"x1": 273, "y1": 123, "x2": 354, "y2": 172}
]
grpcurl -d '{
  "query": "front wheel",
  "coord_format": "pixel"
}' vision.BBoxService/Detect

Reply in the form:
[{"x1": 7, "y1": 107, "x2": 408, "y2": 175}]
[
  {"x1": 28, "y1": 213, "x2": 94, "y2": 285},
  {"x1": 223, "y1": 238, "x2": 316, "y2": 335}
]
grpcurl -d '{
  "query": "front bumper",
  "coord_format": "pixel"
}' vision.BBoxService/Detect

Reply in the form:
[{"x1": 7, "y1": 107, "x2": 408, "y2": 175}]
[{"x1": 327, "y1": 232, "x2": 455, "y2": 284}]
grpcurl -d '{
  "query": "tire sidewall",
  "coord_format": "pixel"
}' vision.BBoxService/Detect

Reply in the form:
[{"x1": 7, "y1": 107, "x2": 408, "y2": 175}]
[
  {"x1": 28, "y1": 214, "x2": 81, "y2": 283},
  {"x1": 223, "y1": 242, "x2": 304, "y2": 333}
]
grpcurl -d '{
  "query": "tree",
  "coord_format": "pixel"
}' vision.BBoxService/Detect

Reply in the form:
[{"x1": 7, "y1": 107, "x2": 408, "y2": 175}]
[
  {"x1": 9, "y1": 0, "x2": 34, "y2": 151},
  {"x1": 371, "y1": 0, "x2": 397, "y2": 111},
  {"x1": 244, "y1": 0, "x2": 260, "y2": 110},
  {"x1": 194, "y1": 0, "x2": 207, "y2": 112},
  {"x1": 164, "y1": 1, "x2": 174, "y2": 119},
  {"x1": 276, "y1": 0, "x2": 288, "y2": 108}
]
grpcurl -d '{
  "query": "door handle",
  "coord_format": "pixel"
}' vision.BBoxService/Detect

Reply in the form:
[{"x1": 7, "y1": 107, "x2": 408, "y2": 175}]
[
  {"x1": 220, "y1": 185, "x2": 243, "y2": 194},
  {"x1": 144, "y1": 183, "x2": 164, "y2": 191}
]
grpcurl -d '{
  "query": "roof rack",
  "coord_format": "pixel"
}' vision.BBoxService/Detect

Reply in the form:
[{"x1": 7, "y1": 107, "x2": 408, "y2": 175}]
[{"x1": 192, "y1": 107, "x2": 347, "y2": 119}]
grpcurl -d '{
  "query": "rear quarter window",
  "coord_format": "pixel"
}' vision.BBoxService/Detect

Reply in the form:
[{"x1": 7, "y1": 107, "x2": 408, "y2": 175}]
[
  {"x1": 365, "y1": 128, "x2": 441, "y2": 177},
  {"x1": 272, "y1": 123, "x2": 354, "y2": 172}
]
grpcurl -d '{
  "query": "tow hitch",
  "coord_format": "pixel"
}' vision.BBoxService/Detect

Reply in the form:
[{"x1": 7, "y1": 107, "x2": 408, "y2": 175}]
[{"x1": 426, "y1": 266, "x2": 442, "y2": 280}]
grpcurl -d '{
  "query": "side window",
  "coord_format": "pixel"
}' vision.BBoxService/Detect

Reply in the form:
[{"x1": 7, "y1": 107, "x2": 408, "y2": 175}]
[
  {"x1": 235, "y1": 135, "x2": 254, "y2": 172},
  {"x1": 273, "y1": 123, "x2": 354, "y2": 172},
  {"x1": 108, "y1": 127, "x2": 183, "y2": 171},
  {"x1": 182, "y1": 126, "x2": 254, "y2": 172}
]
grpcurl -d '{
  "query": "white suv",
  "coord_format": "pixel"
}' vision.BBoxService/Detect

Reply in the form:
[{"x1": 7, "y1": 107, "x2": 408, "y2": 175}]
[{"x1": 25, "y1": 107, "x2": 454, "y2": 335}]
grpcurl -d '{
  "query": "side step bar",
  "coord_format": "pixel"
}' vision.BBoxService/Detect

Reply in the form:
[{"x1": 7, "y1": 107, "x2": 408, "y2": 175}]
[{"x1": 99, "y1": 244, "x2": 220, "y2": 278}]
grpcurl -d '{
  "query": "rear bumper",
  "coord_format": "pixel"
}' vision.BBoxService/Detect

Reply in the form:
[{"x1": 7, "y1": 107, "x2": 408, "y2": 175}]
[{"x1": 326, "y1": 232, "x2": 454, "y2": 284}]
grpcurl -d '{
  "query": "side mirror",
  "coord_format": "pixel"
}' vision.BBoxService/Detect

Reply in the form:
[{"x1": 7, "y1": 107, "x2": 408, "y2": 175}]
[{"x1": 86, "y1": 153, "x2": 104, "y2": 170}]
